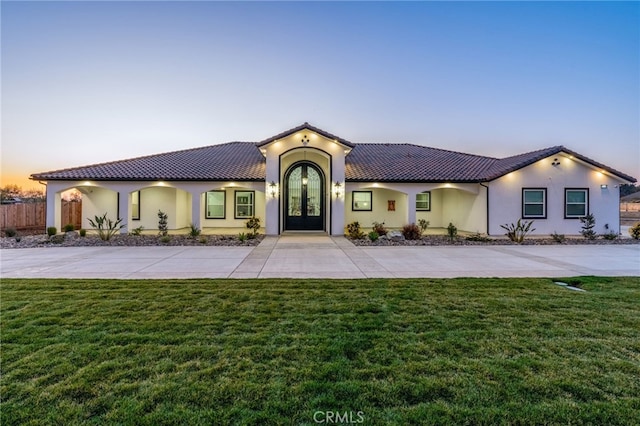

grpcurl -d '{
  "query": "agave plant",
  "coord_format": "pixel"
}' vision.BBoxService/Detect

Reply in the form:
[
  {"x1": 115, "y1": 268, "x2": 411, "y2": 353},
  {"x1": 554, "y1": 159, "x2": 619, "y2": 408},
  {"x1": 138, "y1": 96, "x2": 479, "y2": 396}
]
[
  {"x1": 500, "y1": 219, "x2": 536, "y2": 243},
  {"x1": 88, "y1": 213, "x2": 125, "y2": 241}
]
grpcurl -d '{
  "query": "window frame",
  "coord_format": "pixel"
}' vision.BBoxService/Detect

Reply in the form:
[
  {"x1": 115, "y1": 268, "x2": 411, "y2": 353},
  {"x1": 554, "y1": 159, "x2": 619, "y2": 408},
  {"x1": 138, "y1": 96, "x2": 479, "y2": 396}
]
[
  {"x1": 564, "y1": 188, "x2": 589, "y2": 219},
  {"x1": 416, "y1": 191, "x2": 431, "y2": 211},
  {"x1": 521, "y1": 188, "x2": 547, "y2": 219},
  {"x1": 205, "y1": 190, "x2": 226, "y2": 219},
  {"x1": 131, "y1": 191, "x2": 141, "y2": 221},
  {"x1": 352, "y1": 191, "x2": 373, "y2": 212},
  {"x1": 234, "y1": 190, "x2": 255, "y2": 219}
]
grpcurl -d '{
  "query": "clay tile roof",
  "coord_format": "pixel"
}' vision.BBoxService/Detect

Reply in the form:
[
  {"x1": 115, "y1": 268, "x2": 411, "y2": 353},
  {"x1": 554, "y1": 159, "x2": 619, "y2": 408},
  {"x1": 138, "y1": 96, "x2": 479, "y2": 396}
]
[
  {"x1": 345, "y1": 143, "x2": 496, "y2": 182},
  {"x1": 30, "y1": 142, "x2": 266, "y2": 181}
]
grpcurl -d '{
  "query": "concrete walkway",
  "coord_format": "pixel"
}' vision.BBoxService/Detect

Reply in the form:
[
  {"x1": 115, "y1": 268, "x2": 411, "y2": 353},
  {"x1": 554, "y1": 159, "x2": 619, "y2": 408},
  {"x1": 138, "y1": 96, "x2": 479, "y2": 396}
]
[{"x1": 1, "y1": 235, "x2": 639, "y2": 279}]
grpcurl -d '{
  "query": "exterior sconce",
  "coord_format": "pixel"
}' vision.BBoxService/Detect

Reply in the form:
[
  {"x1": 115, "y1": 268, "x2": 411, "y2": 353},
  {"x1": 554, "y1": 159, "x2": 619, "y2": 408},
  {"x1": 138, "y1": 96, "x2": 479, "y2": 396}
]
[
  {"x1": 551, "y1": 158, "x2": 560, "y2": 166},
  {"x1": 600, "y1": 184, "x2": 608, "y2": 189},
  {"x1": 302, "y1": 177, "x2": 308, "y2": 186},
  {"x1": 267, "y1": 181, "x2": 279, "y2": 198},
  {"x1": 333, "y1": 181, "x2": 343, "y2": 198}
]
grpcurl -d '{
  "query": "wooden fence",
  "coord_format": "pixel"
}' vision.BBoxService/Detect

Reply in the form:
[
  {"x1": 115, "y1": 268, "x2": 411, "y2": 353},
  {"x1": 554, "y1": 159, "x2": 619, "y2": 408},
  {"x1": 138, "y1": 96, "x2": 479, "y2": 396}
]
[
  {"x1": 621, "y1": 202, "x2": 640, "y2": 212},
  {"x1": 0, "y1": 201, "x2": 82, "y2": 231}
]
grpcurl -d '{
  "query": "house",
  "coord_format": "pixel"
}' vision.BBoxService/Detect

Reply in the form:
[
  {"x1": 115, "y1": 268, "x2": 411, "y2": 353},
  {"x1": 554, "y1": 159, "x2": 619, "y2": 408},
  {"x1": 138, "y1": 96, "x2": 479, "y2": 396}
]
[{"x1": 31, "y1": 123, "x2": 636, "y2": 236}]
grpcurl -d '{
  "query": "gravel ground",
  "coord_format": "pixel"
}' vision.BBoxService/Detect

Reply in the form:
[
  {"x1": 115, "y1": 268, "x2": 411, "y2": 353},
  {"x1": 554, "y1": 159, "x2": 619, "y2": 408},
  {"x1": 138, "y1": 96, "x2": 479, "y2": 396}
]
[
  {"x1": 350, "y1": 234, "x2": 640, "y2": 246},
  {"x1": 0, "y1": 232, "x2": 263, "y2": 249}
]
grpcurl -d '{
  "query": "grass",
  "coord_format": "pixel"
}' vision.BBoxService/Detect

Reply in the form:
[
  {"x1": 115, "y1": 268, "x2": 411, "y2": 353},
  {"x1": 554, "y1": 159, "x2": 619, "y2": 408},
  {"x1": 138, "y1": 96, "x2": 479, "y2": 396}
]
[{"x1": 2, "y1": 277, "x2": 640, "y2": 425}]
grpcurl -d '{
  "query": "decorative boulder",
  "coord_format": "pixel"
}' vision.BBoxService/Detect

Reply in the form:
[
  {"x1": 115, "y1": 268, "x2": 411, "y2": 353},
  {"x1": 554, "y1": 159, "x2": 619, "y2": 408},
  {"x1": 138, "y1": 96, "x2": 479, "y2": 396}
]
[{"x1": 388, "y1": 231, "x2": 405, "y2": 242}]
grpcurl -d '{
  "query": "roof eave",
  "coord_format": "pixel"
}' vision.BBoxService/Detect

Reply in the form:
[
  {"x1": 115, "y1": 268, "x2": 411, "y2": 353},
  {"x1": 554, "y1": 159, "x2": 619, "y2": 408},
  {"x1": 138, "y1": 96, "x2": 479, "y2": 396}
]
[{"x1": 257, "y1": 122, "x2": 356, "y2": 148}]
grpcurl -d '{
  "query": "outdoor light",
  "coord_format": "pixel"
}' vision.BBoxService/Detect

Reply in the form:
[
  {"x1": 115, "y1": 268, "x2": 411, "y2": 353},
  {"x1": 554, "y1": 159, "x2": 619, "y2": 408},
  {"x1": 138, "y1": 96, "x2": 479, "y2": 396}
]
[
  {"x1": 551, "y1": 158, "x2": 561, "y2": 166},
  {"x1": 268, "y1": 181, "x2": 278, "y2": 198},
  {"x1": 333, "y1": 181, "x2": 343, "y2": 198},
  {"x1": 600, "y1": 184, "x2": 608, "y2": 189},
  {"x1": 302, "y1": 177, "x2": 308, "y2": 186}
]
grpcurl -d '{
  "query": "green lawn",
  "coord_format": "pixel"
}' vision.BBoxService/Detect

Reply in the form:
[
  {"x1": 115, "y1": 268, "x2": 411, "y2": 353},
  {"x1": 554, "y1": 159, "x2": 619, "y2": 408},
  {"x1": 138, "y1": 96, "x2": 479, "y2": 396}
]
[{"x1": 2, "y1": 277, "x2": 639, "y2": 425}]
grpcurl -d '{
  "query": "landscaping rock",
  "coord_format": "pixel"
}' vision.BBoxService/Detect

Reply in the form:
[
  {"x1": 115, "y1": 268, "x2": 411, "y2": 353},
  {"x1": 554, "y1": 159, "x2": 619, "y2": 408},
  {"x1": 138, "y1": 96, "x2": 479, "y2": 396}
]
[{"x1": 388, "y1": 231, "x2": 405, "y2": 242}]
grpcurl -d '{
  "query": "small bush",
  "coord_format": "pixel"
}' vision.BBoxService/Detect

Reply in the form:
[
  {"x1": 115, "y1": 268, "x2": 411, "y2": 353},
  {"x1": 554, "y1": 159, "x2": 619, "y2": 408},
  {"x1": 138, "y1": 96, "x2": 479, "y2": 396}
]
[
  {"x1": 447, "y1": 223, "x2": 458, "y2": 242},
  {"x1": 15, "y1": 236, "x2": 21, "y2": 243},
  {"x1": 346, "y1": 221, "x2": 365, "y2": 239},
  {"x1": 372, "y1": 221, "x2": 387, "y2": 236},
  {"x1": 418, "y1": 219, "x2": 430, "y2": 234},
  {"x1": 160, "y1": 235, "x2": 171, "y2": 243},
  {"x1": 368, "y1": 231, "x2": 379, "y2": 242},
  {"x1": 601, "y1": 232, "x2": 618, "y2": 240},
  {"x1": 551, "y1": 232, "x2": 565, "y2": 243},
  {"x1": 238, "y1": 232, "x2": 247, "y2": 242},
  {"x1": 246, "y1": 217, "x2": 261, "y2": 237},
  {"x1": 4, "y1": 227, "x2": 17, "y2": 238},
  {"x1": 47, "y1": 227, "x2": 57, "y2": 237},
  {"x1": 79, "y1": 229, "x2": 87, "y2": 237},
  {"x1": 63, "y1": 223, "x2": 75, "y2": 232},
  {"x1": 579, "y1": 213, "x2": 596, "y2": 240},
  {"x1": 500, "y1": 219, "x2": 535, "y2": 243},
  {"x1": 189, "y1": 223, "x2": 201, "y2": 238},
  {"x1": 199, "y1": 236, "x2": 207, "y2": 244},
  {"x1": 130, "y1": 226, "x2": 144, "y2": 236},
  {"x1": 402, "y1": 223, "x2": 421, "y2": 240},
  {"x1": 630, "y1": 222, "x2": 640, "y2": 240},
  {"x1": 158, "y1": 210, "x2": 168, "y2": 236},
  {"x1": 466, "y1": 232, "x2": 491, "y2": 242}
]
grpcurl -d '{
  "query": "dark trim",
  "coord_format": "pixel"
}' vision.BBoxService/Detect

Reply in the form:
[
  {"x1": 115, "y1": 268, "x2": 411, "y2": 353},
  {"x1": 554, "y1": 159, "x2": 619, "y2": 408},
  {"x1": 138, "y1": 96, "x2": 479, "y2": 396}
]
[
  {"x1": 564, "y1": 188, "x2": 589, "y2": 219},
  {"x1": 205, "y1": 190, "x2": 226, "y2": 219},
  {"x1": 132, "y1": 190, "x2": 141, "y2": 221},
  {"x1": 416, "y1": 191, "x2": 431, "y2": 211},
  {"x1": 283, "y1": 161, "x2": 326, "y2": 231},
  {"x1": 352, "y1": 191, "x2": 373, "y2": 211},
  {"x1": 521, "y1": 188, "x2": 547, "y2": 219},
  {"x1": 234, "y1": 190, "x2": 255, "y2": 219}
]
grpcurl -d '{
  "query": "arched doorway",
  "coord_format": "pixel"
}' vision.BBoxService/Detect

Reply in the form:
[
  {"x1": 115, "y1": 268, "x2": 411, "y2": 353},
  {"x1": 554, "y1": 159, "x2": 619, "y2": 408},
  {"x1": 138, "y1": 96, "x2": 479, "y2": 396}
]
[{"x1": 284, "y1": 161, "x2": 325, "y2": 231}]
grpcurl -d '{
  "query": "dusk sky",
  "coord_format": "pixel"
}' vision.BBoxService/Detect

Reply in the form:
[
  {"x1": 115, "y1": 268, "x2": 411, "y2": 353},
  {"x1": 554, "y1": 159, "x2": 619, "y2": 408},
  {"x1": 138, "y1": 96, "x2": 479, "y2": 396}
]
[{"x1": 2, "y1": 1, "x2": 638, "y2": 190}]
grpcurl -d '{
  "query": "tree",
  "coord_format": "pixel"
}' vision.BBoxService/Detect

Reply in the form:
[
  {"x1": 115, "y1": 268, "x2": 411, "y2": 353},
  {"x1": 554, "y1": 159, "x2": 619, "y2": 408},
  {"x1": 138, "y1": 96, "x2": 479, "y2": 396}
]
[
  {"x1": 0, "y1": 185, "x2": 45, "y2": 203},
  {"x1": 620, "y1": 184, "x2": 640, "y2": 197}
]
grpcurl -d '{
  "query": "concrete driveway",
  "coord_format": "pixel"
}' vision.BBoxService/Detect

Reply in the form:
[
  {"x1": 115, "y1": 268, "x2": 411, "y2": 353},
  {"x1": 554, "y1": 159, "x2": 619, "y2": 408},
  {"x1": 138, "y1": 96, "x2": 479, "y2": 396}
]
[{"x1": 1, "y1": 236, "x2": 639, "y2": 279}]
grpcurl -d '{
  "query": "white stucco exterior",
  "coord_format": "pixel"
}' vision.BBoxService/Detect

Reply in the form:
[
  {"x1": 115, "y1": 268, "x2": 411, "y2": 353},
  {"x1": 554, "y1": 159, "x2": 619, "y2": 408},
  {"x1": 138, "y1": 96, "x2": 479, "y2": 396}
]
[{"x1": 39, "y1": 127, "x2": 633, "y2": 237}]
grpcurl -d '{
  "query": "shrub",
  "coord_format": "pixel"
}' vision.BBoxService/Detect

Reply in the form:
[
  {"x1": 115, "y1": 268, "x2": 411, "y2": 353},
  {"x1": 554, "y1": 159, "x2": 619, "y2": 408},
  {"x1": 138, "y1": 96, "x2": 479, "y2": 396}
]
[
  {"x1": 160, "y1": 235, "x2": 171, "y2": 244},
  {"x1": 63, "y1": 223, "x2": 75, "y2": 232},
  {"x1": 4, "y1": 227, "x2": 17, "y2": 238},
  {"x1": 447, "y1": 223, "x2": 458, "y2": 242},
  {"x1": 579, "y1": 214, "x2": 596, "y2": 240},
  {"x1": 345, "y1": 221, "x2": 365, "y2": 239},
  {"x1": 158, "y1": 210, "x2": 168, "y2": 236},
  {"x1": 189, "y1": 223, "x2": 201, "y2": 238},
  {"x1": 47, "y1": 227, "x2": 57, "y2": 237},
  {"x1": 238, "y1": 232, "x2": 247, "y2": 242},
  {"x1": 199, "y1": 236, "x2": 207, "y2": 244},
  {"x1": 368, "y1": 231, "x2": 379, "y2": 242},
  {"x1": 466, "y1": 232, "x2": 491, "y2": 242},
  {"x1": 245, "y1": 217, "x2": 261, "y2": 237},
  {"x1": 601, "y1": 232, "x2": 618, "y2": 240},
  {"x1": 402, "y1": 223, "x2": 421, "y2": 240},
  {"x1": 372, "y1": 221, "x2": 387, "y2": 236},
  {"x1": 79, "y1": 229, "x2": 87, "y2": 237},
  {"x1": 130, "y1": 226, "x2": 144, "y2": 236},
  {"x1": 551, "y1": 232, "x2": 565, "y2": 243},
  {"x1": 500, "y1": 219, "x2": 535, "y2": 243},
  {"x1": 418, "y1": 219, "x2": 430, "y2": 234},
  {"x1": 88, "y1": 213, "x2": 125, "y2": 241},
  {"x1": 630, "y1": 222, "x2": 640, "y2": 240},
  {"x1": 15, "y1": 236, "x2": 21, "y2": 243}
]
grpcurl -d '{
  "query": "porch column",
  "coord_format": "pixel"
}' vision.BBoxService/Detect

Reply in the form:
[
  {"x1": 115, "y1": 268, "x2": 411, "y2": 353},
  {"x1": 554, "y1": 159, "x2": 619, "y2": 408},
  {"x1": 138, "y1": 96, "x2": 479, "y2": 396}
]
[
  {"x1": 191, "y1": 191, "x2": 201, "y2": 230},
  {"x1": 265, "y1": 152, "x2": 279, "y2": 235},
  {"x1": 45, "y1": 184, "x2": 63, "y2": 232},
  {"x1": 407, "y1": 191, "x2": 417, "y2": 225},
  {"x1": 118, "y1": 190, "x2": 129, "y2": 234}
]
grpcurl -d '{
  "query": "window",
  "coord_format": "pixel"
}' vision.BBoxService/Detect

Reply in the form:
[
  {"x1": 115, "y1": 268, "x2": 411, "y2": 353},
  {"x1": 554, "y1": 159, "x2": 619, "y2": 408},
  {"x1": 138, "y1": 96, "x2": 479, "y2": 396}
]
[
  {"x1": 565, "y1": 189, "x2": 588, "y2": 218},
  {"x1": 206, "y1": 191, "x2": 226, "y2": 219},
  {"x1": 235, "y1": 191, "x2": 254, "y2": 218},
  {"x1": 522, "y1": 188, "x2": 546, "y2": 218},
  {"x1": 352, "y1": 191, "x2": 372, "y2": 211},
  {"x1": 132, "y1": 191, "x2": 140, "y2": 220},
  {"x1": 416, "y1": 192, "x2": 431, "y2": 211}
]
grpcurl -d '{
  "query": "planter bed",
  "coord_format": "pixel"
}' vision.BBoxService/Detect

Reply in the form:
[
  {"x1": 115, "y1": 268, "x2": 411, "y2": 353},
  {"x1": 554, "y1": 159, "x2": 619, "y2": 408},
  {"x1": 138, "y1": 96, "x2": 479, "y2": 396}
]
[{"x1": 350, "y1": 234, "x2": 640, "y2": 246}]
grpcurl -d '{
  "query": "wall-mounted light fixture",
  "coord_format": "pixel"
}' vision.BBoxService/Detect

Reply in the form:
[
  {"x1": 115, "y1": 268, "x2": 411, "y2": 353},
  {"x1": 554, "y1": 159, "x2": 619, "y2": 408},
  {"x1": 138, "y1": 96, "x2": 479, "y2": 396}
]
[
  {"x1": 332, "y1": 181, "x2": 343, "y2": 198},
  {"x1": 600, "y1": 184, "x2": 608, "y2": 189},
  {"x1": 267, "y1": 181, "x2": 279, "y2": 198},
  {"x1": 551, "y1": 158, "x2": 561, "y2": 166},
  {"x1": 302, "y1": 177, "x2": 308, "y2": 186}
]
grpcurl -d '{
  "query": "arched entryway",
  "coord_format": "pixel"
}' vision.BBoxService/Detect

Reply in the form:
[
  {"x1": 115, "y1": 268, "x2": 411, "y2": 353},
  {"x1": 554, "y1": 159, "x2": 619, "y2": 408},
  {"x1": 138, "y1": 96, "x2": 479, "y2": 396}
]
[{"x1": 284, "y1": 161, "x2": 325, "y2": 231}]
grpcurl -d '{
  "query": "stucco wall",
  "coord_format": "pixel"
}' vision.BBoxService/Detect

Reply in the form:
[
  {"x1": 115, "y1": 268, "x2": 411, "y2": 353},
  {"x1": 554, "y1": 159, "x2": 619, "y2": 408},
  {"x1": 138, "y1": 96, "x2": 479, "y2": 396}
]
[
  {"x1": 80, "y1": 187, "x2": 118, "y2": 230},
  {"x1": 200, "y1": 187, "x2": 266, "y2": 229},
  {"x1": 344, "y1": 189, "x2": 408, "y2": 230},
  {"x1": 488, "y1": 154, "x2": 623, "y2": 235},
  {"x1": 441, "y1": 187, "x2": 487, "y2": 233}
]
